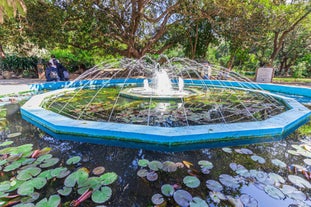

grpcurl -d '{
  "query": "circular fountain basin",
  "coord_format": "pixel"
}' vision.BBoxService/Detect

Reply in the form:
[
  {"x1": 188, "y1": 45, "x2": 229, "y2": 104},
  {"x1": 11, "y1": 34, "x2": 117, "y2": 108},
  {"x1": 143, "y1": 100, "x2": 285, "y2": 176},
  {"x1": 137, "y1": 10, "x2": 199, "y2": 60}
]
[{"x1": 21, "y1": 79, "x2": 311, "y2": 151}]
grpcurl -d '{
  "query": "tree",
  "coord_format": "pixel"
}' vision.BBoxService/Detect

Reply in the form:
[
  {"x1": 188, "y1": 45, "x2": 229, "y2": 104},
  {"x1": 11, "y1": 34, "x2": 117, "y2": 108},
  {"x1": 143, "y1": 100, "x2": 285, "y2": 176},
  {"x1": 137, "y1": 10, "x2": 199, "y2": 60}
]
[{"x1": 0, "y1": 0, "x2": 27, "y2": 59}]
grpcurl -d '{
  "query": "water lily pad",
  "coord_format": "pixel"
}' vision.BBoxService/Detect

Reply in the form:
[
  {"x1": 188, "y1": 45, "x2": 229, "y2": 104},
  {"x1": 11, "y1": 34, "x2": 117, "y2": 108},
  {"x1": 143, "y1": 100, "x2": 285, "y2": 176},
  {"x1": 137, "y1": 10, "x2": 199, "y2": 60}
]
[
  {"x1": 206, "y1": 179, "x2": 223, "y2": 192},
  {"x1": 13, "y1": 204, "x2": 34, "y2": 207},
  {"x1": 240, "y1": 194, "x2": 258, "y2": 207},
  {"x1": 17, "y1": 177, "x2": 47, "y2": 196},
  {"x1": 21, "y1": 192, "x2": 40, "y2": 203},
  {"x1": 99, "y1": 172, "x2": 118, "y2": 185},
  {"x1": 146, "y1": 171, "x2": 158, "y2": 181},
  {"x1": 222, "y1": 147, "x2": 232, "y2": 153},
  {"x1": 64, "y1": 168, "x2": 89, "y2": 188},
  {"x1": 7, "y1": 132, "x2": 22, "y2": 138},
  {"x1": 173, "y1": 190, "x2": 192, "y2": 207},
  {"x1": 268, "y1": 173, "x2": 285, "y2": 184},
  {"x1": 209, "y1": 191, "x2": 226, "y2": 203},
  {"x1": 264, "y1": 185, "x2": 285, "y2": 200},
  {"x1": 37, "y1": 147, "x2": 52, "y2": 156},
  {"x1": 51, "y1": 167, "x2": 70, "y2": 178},
  {"x1": 39, "y1": 157, "x2": 59, "y2": 168},
  {"x1": 190, "y1": 197, "x2": 208, "y2": 207},
  {"x1": 184, "y1": 176, "x2": 200, "y2": 188},
  {"x1": 36, "y1": 154, "x2": 53, "y2": 163},
  {"x1": 161, "y1": 184, "x2": 175, "y2": 196},
  {"x1": 4, "y1": 161, "x2": 21, "y2": 172},
  {"x1": 287, "y1": 150, "x2": 300, "y2": 156},
  {"x1": 35, "y1": 194, "x2": 61, "y2": 207},
  {"x1": 0, "y1": 181, "x2": 11, "y2": 192},
  {"x1": 17, "y1": 167, "x2": 41, "y2": 181},
  {"x1": 92, "y1": 166, "x2": 105, "y2": 175},
  {"x1": 250, "y1": 170, "x2": 267, "y2": 183},
  {"x1": 303, "y1": 159, "x2": 311, "y2": 166},
  {"x1": 219, "y1": 174, "x2": 240, "y2": 188},
  {"x1": 0, "y1": 141, "x2": 14, "y2": 147},
  {"x1": 288, "y1": 175, "x2": 311, "y2": 188},
  {"x1": 198, "y1": 160, "x2": 213, "y2": 174},
  {"x1": 151, "y1": 193, "x2": 164, "y2": 205},
  {"x1": 251, "y1": 155, "x2": 266, "y2": 164},
  {"x1": 57, "y1": 186, "x2": 72, "y2": 196},
  {"x1": 281, "y1": 185, "x2": 306, "y2": 201},
  {"x1": 0, "y1": 159, "x2": 7, "y2": 166},
  {"x1": 271, "y1": 159, "x2": 286, "y2": 168},
  {"x1": 92, "y1": 186, "x2": 112, "y2": 203},
  {"x1": 148, "y1": 160, "x2": 163, "y2": 171},
  {"x1": 137, "y1": 169, "x2": 148, "y2": 177},
  {"x1": 162, "y1": 161, "x2": 177, "y2": 172},
  {"x1": 66, "y1": 156, "x2": 81, "y2": 165},
  {"x1": 138, "y1": 159, "x2": 149, "y2": 167},
  {"x1": 235, "y1": 148, "x2": 253, "y2": 155},
  {"x1": 230, "y1": 163, "x2": 250, "y2": 177}
]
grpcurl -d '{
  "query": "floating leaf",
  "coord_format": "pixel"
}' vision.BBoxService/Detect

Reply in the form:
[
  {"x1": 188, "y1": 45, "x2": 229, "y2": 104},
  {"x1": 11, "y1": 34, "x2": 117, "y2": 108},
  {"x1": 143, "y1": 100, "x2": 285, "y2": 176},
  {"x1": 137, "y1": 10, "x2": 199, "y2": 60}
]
[
  {"x1": 303, "y1": 159, "x2": 311, "y2": 166},
  {"x1": 227, "y1": 196, "x2": 243, "y2": 207},
  {"x1": 219, "y1": 174, "x2": 240, "y2": 188},
  {"x1": 209, "y1": 191, "x2": 226, "y2": 204},
  {"x1": 162, "y1": 161, "x2": 177, "y2": 172},
  {"x1": 0, "y1": 141, "x2": 14, "y2": 147},
  {"x1": 13, "y1": 204, "x2": 34, "y2": 207},
  {"x1": 37, "y1": 147, "x2": 52, "y2": 156},
  {"x1": 268, "y1": 173, "x2": 285, "y2": 185},
  {"x1": 64, "y1": 168, "x2": 89, "y2": 188},
  {"x1": 288, "y1": 175, "x2": 311, "y2": 188},
  {"x1": 151, "y1": 193, "x2": 164, "y2": 205},
  {"x1": 92, "y1": 186, "x2": 112, "y2": 203},
  {"x1": 264, "y1": 185, "x2": 285, "y2": 200},
  {"x1": 206, "y1": 180, "x2": 223, "y2": 192},
  {"x1": 66, "y1": 156, "x2": 81, "y2": 165},
  {"x1": 51, "y1": 167, "x2": 70, "y2": 178},
  {"x1": 4, "y1": 162, "x2": 21, "y2": 172},
  {"x1": 240, "y1": 194, "x2": 258, "y2": 207},
  {"x1": 40, "y1": 158, "x2": 59, "y2": 168},
  {"x1": 17, "y1": 177, "x2": 47, "y2": 196},
  {"x1": 190, "y1": 197, "x2": 208, "y2": 207},
  {"x1": 183, "y1": 176, "x2": 200, "y2": 188},
  {"x1": 281, "y1": 185, "x2": 306, "y2": 201},
  {"x1": 148, "y1": 160, "x2": 163, "y2": 171},
  {"x1": 198, "y1": 160, "x2": 213, "y2": 174},
  {"x1": 138, "y1": 159, "x2": 149, "y2": 167},
  {"x1": 0, "y1": 181, "x2": 11, "y2": 192},
  {"x1": 35, "y1": 195, "x2": 61, "y2": 207},
  {"x1": 250, "y1": 170, "x2": 267, "y2": 183},
  {"x1": 17, "y1": 167, "x2": 41, "y2": 181},
  {"x1": 235, "y1": 148, "x2": 253, "y2": 155},
  {"x1": 7, "y1": 132, "x2": 22, "y2": 138},
  {"x1": 57, "y1": 186, "x2": 72, "y2": 196},
  {"x1": 287, "y1": 150, "x2": 300, "y2": 156},
  {"x1": 271, "y1": 159, "x2": 286, "y2": 168},
  {"x1": 137, "y1": 169, "x2": 148, "y2": 178},
  {"x1": 146, "y1": 171, "x2": 158, "y2": 181},
  {"x1": 251, "y1": 155, "x2": 266, "y2": 164},
  {"x1": 161, "y1": 184, "x2": 174, "y2": 196},
  {"x1": 173, "y1": 190, "x2": 192, "y2": 207},
  {"x1": 36, "y1": 154, "x2": 53, "y2": 163},
  {"x1": 100, "y1": 172, "x2": 118, "y2": 185},
  {"x1": 92, "y1": 166, "x2": 105, "y2": 175},
  {"x1": 222, "y1": 147, "x2": 232, "y2": 153}
]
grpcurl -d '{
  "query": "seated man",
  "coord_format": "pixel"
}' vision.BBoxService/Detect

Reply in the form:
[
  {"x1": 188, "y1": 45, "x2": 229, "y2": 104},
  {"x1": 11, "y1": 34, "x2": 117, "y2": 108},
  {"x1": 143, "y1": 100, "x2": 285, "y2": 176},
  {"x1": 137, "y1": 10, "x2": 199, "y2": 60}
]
[{"x1": 45, "y1": 62, "x2": 59, "y2": 82}]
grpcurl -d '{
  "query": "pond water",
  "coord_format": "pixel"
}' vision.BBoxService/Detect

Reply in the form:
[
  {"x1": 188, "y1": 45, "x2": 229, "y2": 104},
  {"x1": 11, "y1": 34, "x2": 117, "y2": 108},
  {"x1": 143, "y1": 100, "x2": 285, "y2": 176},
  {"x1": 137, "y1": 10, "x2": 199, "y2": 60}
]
[{"x1": 0, "y1": 101, "x2": 311, "y2": 206}]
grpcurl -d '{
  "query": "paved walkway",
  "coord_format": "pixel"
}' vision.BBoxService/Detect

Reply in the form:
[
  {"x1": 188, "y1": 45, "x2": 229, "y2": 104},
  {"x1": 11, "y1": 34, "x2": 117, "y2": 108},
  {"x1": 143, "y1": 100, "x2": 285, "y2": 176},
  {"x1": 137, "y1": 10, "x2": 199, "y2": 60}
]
[{"x1": 0, "y1": 78, "x2": 45, "y2": 96}]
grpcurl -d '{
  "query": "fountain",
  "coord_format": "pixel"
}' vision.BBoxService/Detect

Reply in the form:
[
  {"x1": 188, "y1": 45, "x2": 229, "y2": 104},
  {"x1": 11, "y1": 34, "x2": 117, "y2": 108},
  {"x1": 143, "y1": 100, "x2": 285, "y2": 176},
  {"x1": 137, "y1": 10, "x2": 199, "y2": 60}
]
[{"x1": 21, "y1": 57, "x2": 311, "y2": 151}]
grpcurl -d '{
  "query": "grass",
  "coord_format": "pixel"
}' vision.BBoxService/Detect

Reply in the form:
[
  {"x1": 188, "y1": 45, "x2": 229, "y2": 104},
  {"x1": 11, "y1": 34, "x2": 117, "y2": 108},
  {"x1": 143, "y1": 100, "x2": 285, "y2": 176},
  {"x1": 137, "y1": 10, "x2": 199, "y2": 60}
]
[{"x1": 273, "y1": 77, "x2": 311, "y2": 84}]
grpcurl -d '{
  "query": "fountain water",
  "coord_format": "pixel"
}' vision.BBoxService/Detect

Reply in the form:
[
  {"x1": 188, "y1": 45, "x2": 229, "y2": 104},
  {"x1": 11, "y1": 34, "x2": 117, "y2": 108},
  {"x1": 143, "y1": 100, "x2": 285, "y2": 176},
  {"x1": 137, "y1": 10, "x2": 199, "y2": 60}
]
[{"x1": 21, "y1": 56, "x2": 311, "y2": 151}]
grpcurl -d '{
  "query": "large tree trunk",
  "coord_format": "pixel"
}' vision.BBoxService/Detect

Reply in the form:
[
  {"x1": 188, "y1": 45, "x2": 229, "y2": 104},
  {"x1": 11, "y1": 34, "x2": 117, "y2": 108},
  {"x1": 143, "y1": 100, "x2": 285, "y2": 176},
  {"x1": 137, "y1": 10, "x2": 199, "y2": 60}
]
[{"x1": 0, "y1": 44, "x2": 5, "y2": 59}]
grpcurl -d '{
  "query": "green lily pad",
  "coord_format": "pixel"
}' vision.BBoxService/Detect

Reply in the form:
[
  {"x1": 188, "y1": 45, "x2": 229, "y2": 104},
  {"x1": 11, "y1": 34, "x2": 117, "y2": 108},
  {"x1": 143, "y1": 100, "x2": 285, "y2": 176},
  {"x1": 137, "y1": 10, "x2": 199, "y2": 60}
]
[
  {"x1": 162, "y1": 161, "x2": 177, "y2": 172},
  {"x1": 138, "y1": 159, "x2": 149, "y2": 167},
  {"x1": 251, "y1": 155, "x2": 266, "y2": 164},
  {"x1": 222, "y1": 147, "x2": 232, "y2": 153},
  {"x1": 148, "y1": 160, "x2": 163, "y2": 171},
  {"x1": 183, "y1": 176, "x2": 200, "y2": 188},
  {"x1": 303, "y1": 159, "x2": 311, "y2": 165},
  {"x1": 206, "y1": 180, "x2": 223, "y2": 192},
  {"x1": 17, "y1": 177, "x2": 47, "y2": 196},
  {"x1": 281, "y1": 185, "x2": 306, "y2": 201},
  {"x1": 13, "y1": 204, "x2": 35, "y2": 207},
  {"x1": 99, "y1": 172, "x2": 118, "y2": 185},
  {"x1": 173, "y1": 190, "x2": 192, "y2": 207},
  {"x1": 36, "y1": 154, "x2": 53, "y2": 163},
  {"x1": 271, "y1": 159, "x2": 286, "y2": 168},
  {"x1": 79, "y1": 177, "x2": 102, "y2": 190},
  {"x1": 161, "y1": 184, "x2": 175, "y2": 196},
  {"x1": 7, "y1": 153, "x2": 23, "y2": 162},
  {"x1": 35, "y1": 194, "x2": 61, "y2": 207},
  {"x1": 0, "y1": 181, "x2": 11, "y2": 192},
  {"x1": 92, "y1": 186, "x2": 112, "y2": 203},
  {"x1": 146, "y1": 171, "x2": 158, "y2": 181},
  {"x1": 4, "y1": 161, "x2": 21, "y2": 172},
  {"x1": 0, "y1": 141, "x2": 14, "y2": 147},
  {"x1": 17, "y1": 167, "x2": 41, "y2": 181},
  {"x1": 38, "y1": 169, "x2": 54, "y2": 180},
  {"x1": 209, "y1": 191, "x2": 226, "y2": 204},
  {"x1": 137, "y1": 169, "x2": 148, "y2": 177},
  {"x1": 268, "y1": 173, "x2": 285, "y2": 184},
  {"x1": 66, "y1": 156, "x2": 81, "y2": 165},
  {"x1": 7, "y1": 132, "x2": 22, "y2": 138},
  {"x1": 0, "y1": 159, "x2": 7, "y2": 166},
  {"x1": 151, "y1": 193, "x2": 164, "y2": 205},
  {"x1": 57, "y1": 186, "x2": 72, "y2": 196},
  {"x1": 219, "y1": 174, "x2": 240, "y2": 188},
  {"x1": 288, "y1": 175, "x2": 311, "y2": 188},
  {"x1": 264, "y1": 185, "x2": 285, "y2": 200},
  {"x1": 198, "y1": 160, "x2": 213, "y2": 174},
  {"x1": 235, "y1": 148, "x2": 253, "y2": 155},
  {"x1": 51, "y1": 167, "x2": 70, "y2": 178},
  {"x1": 39, "y1": 157, "x2": 59, "y2": 168},
  {"x1": 64, "y1": 168, "x2": 89, "y2": 188},
  {"x1": 190, "y1": 197, "x2": 209, "y2": 207}
]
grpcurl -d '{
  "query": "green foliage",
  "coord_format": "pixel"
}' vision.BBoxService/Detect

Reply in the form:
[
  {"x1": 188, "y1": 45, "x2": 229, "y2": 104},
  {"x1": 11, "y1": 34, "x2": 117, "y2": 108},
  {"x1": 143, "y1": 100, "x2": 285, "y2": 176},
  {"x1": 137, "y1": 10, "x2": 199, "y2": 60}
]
[{"x1": 0, "y1": 55, "x2": 39, "y2": 77}]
